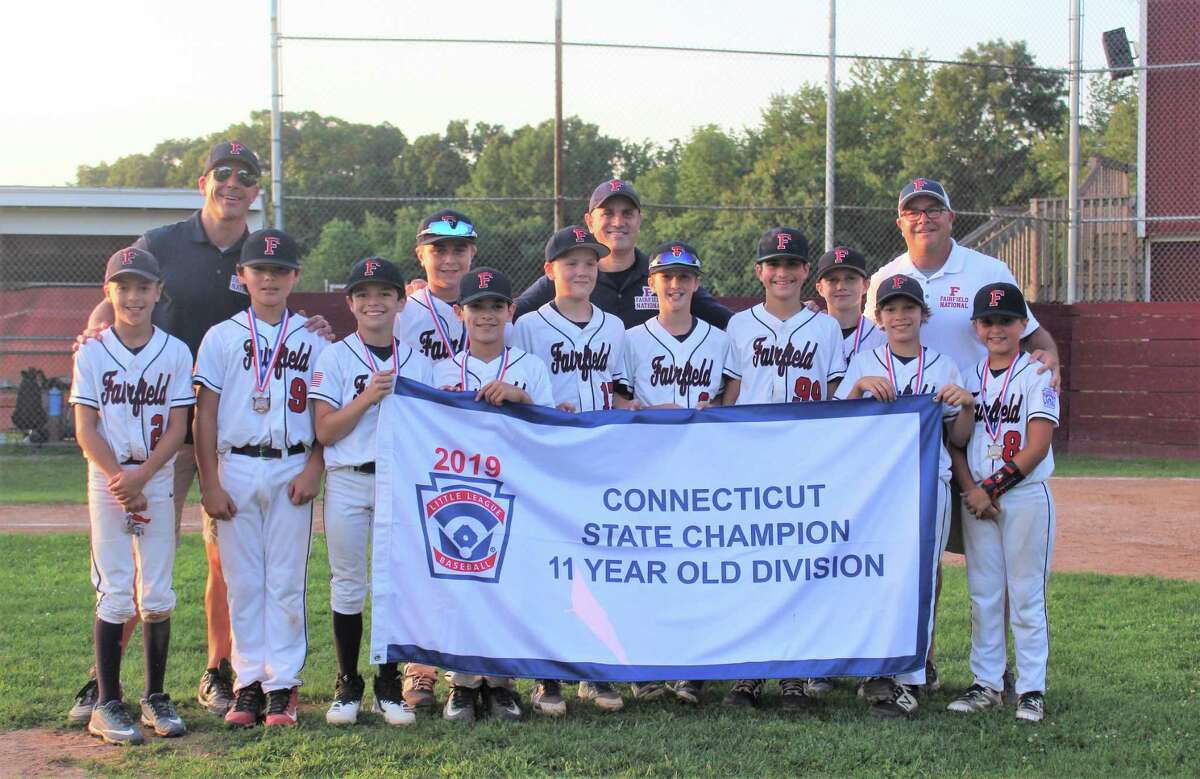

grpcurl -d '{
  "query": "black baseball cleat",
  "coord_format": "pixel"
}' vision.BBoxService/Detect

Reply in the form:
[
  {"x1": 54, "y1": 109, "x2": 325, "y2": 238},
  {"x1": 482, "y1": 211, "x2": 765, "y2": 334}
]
[
  {"x1": 779, "y1": 678, "x2": 819, "y2": 712},
  {"x1": 722, "y1": 679, "x2": 763, "y2": 708}
]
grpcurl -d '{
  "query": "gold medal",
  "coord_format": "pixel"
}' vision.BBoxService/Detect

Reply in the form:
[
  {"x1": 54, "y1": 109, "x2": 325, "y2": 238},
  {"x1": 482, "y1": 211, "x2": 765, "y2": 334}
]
[{"x1": 252, "y1": 395, "x2": 270, "y2": 413}]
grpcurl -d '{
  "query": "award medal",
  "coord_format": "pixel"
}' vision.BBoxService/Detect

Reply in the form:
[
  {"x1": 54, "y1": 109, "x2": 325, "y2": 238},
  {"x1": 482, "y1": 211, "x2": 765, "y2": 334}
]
[
  {"x1": 247, "y1": 309, "x2": 290, "y2": 413},
  {"x1": 981, "y1": 354, "x2": 1021, "y2": 460},
  {"x1": 884, "y1": 345, "x2": 924, "y2": 396},
  {"x1": 461, "y1": 347, "x2": 510, "y2": 392}
]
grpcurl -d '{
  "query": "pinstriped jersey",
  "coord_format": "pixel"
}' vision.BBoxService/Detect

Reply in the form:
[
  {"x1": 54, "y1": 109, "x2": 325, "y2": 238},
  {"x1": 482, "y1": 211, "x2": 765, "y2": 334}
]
[
  {"x1": 310, "y1": 333, "x2": 435, "y2": 469},
  {"x1": 433, "y1": 346, "x2": 555, "y2": 408},
  {"x1": 725, "y1": 304, "x2": 847, "y2": 404},
  {"x1": 964, "y1": 352, "x2": 1058, "y2": 488},
  {"x1": 623, "y1": 317, "x2": 737, "y2": 408},
  {"x1": 835, "y1": 345, "x2": 963, "y2": 480},
  {"x1": 841, "y1": 315, "x2": 888, "y2": 363},
  {"x1": 70, "y1": 327, "x2": 196, "y2": 463},
  {"x1": 512, "y1": 302, "x2": 629, "y2": 411},
  {"x1": 193, "y1": 309, "x2": 326, "y2": 452}
]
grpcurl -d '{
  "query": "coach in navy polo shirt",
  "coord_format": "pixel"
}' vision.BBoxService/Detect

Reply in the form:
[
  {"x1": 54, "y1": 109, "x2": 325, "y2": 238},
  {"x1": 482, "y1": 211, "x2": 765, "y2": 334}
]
[
  {"x1": 514, "y1": 179, "x2": 732, "y2": 329},
  {"x1": 75, "y1": 141, "x2": 330, "y2": 725}
]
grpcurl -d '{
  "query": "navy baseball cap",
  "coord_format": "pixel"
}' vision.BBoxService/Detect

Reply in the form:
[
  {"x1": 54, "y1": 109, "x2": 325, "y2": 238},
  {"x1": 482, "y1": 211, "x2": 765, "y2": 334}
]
[
  {"x1": 345, "y1": 257, "x2": 405, "y2": 295},
  {"x1": 588, "y1": 179, "x2": 642, "y2": 212},
  {"x1": 545, "y1": 225, "x2": 610, "y2": 263},
  {"x1": 972, "y1": 282, "x2": 1027, "y2": 320},
  {"x1": 240, "y1": 228, "x2": 300, "y2": 270},
  {"x1": 458, "y1": 267, "x2": 513, "y2": 305},
  {"x1": 649, "y1": 241, "x2": 703, "y2": 274},
  {"x1": 105, "y1": 247, "x2": 161, "y2": 283},
  {"x1": 876, "y1": 274, "x2": 927, "y2": 308},
  {"x1": 206, "y1": 140, "x2": 261, "y2": 176},
  {"x1": 898, "y1": 178, "x2": 951, "y2": 211},
  {"x1": 756, "y1": 227, "x2": 809, "y2": 263},
  {"x1": 815, "y1": 246, "x2": 869, "y2": 280},
  {"x1": 416, "y1": 209, "x2": 478, "y2": 246}
]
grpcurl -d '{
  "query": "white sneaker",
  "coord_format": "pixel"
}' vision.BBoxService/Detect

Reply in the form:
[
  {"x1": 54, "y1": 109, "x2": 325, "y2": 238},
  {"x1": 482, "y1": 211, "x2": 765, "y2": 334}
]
[
  {"x1": 1015, "y1": 691, "x2": 1045, "y2": 722},
  {"x1": 325, "y1": 674, "x2": 364, "y2": 725},
  {"x1": 947, "y1": 684, "x2": 1003, "y2": 713},
  {"x1": 373, "y1": 675, "x2": 416, "y2": 726}
]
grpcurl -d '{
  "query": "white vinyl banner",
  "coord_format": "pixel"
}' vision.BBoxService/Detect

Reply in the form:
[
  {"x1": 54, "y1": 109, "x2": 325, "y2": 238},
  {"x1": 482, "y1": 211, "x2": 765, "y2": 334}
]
[{"x1": 370, "y1": 379, "x2": 942, "y2": 681}]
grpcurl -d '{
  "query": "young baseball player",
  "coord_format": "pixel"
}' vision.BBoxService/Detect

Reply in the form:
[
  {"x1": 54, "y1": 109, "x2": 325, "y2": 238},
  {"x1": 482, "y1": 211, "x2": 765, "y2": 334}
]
[
  {"x1": 193, "y1": 229, "x2": 327, "y2": 728},
  {"x1": 395, "y1": 208, "x2": 477, "y2": 363},
  {"x1": 835, "y1": 273, "x2": 976, "y2": 718},
  {"x1": 721, "y1": 227, "x2": 845, "y2": 711},
  {"x1": 311, "y1": 258, "x2": 432, "y2": 726},
  {"x1": 621, "y1": 242, "x2": 738, "y2": 708},
  {"x1": 814, "y1": 245, "x2": 887, "y2": 363},
  {"x1": 71, "y1": 247, "x2": 195, "y2": 745},
  {"x1": 511, "y1": 225, "x2": 634, "y2": 716},
  {"x1": 947, "y1": 282, "x2": 1057, "y2": 723},
  {"x1": 433, "y1": 267, "x2": 553, "y2": 724}
]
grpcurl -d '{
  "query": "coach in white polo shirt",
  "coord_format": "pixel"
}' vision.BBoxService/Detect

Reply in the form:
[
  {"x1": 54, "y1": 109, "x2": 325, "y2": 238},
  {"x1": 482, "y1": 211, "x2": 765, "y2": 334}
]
[{"x1": 865, "y1": 178, "x2": 1059, "y2": 383}]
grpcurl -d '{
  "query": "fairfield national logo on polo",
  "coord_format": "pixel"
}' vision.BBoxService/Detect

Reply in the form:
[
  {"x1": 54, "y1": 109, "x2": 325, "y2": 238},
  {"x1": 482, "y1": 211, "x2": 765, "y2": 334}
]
[{"x1": 416, "y1": 474, "x2": 516, "y2": 583}]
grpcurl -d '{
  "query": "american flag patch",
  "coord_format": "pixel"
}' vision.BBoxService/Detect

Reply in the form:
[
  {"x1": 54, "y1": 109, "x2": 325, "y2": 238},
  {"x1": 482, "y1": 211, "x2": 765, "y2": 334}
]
[
  {"x1": 1042, "y1": 387, "x2": 1057, "y2": 408},
  {"x1": 312, "y1": 371, "x2": 323, "y2": 388}
]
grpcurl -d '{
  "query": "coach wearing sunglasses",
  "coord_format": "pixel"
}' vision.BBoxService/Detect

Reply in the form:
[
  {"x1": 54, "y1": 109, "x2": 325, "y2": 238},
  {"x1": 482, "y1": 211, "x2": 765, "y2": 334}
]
[{"x1": 76, "y1": 141, "x2": 331, "y2": 722}]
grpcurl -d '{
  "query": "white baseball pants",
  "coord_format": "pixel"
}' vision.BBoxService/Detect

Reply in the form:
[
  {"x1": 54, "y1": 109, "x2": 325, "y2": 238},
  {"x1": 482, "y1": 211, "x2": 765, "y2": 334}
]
[{"x1": 324, "y1": 467, "x2": 375, "y2": 615}]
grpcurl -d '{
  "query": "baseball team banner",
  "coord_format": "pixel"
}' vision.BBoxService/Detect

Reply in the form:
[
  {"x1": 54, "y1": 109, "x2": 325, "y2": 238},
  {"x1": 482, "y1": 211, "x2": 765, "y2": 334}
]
[{"x1": 370, "y1": 379, "x2": 942, "y2": 681}]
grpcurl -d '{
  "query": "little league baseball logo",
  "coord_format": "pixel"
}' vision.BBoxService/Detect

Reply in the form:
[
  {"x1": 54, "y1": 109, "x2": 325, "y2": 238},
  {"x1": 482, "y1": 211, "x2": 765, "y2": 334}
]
[{"x1": 415, "y1": 473, "x2": 516, "y2": 583}]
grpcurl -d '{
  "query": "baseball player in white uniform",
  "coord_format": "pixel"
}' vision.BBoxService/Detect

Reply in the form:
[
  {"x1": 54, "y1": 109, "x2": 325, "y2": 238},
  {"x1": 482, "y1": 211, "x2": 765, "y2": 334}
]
[
  {"x1": 813, "y1": 246, "x2": 887, "y2": 363},
  {"x1": 433, "y1": 268, "x2": 552, "y2": 724},
  {"x1": 721, "y1": 228, "x2": 844, "y2": 710},
  {"x1": 948, "y1": 282, "x2": 1057, "y2": 723},
  {"x1": 725, "y1": 229, "x2": 847, "y2": 409},
  {"x1": 71, "y1": 247, "x2": 194, "y2": 745},
  {"x1": 623, "y1": 242, "x2": 738, "y2": 411},
  {"x1": 394, "y1": 209, "x2": 477, "y2": 363},
  {"x1": 311, "y1": 258, "x2": 432, "y2": 726},
  {"x1": 513, "y1": 225, "x2": 631, "y2": 414},
  {"x1": 193, "y1": 229, "x2": 327, "y2": 729},
  {"x1": 836, "y1": 274, "x2": 977, "y2": 718}
]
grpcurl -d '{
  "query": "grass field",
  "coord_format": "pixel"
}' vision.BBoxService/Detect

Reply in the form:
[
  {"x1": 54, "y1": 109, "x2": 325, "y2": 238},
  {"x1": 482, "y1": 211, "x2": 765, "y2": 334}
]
[
  {"x1": 1, "y1": 445, "x2": 1197, "y2": 506},
  {"x1": 1, "y1": 533, "x2": 1197, "y2": 776}
]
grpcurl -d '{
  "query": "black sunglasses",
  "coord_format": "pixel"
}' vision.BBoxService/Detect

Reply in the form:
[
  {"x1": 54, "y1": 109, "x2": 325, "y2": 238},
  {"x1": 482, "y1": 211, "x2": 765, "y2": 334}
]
[{"x1": 211, "y1": 166, "x2": 259, "y2": 187}]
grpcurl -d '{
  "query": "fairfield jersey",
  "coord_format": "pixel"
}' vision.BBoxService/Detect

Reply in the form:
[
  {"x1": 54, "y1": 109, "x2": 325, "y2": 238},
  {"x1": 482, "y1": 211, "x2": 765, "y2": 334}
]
[
  {"x1": 835, "y1": 345, "x2": 963, "y2": 479},
  {"x1": 309, "y1": 334, "x2": 434, "y2": 468},
  {"x1": 624, "y1": 318, "x2": 736, "y2": 408},
  {"x1": 70, "y1": 327, "x2": 196, "y2": 463},
  {"x1": 725, "y1": 305, "x2": 847, "y2": 404},
  {"x1": 434, "y1": 346, "x2": 555, "y2": 408},
  {"x1": 964, "y1": 352, "x2": 1059, "y2": 488},
  {"x1": 394, "y1": 290, "x2": 466, "y2": 363},
  {"x1": 512, "y1": 302, "x2": 629, "y2": 411},
  {"x1": 194, "y1": 310, "x2": 327, "y2": 452}
]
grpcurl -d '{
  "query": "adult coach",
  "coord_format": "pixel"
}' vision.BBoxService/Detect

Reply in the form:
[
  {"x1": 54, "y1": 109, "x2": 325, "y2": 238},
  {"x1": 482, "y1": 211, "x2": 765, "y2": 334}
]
[
  {"x1": 70, "y1": 141, "x2": 330, "y2": 721},
  {"x1": 865, "y1": 178, "x2": 1059, "y2": 383},
  {"x1": 514, "y1": 179, "x2": 732, "y2": 329}
]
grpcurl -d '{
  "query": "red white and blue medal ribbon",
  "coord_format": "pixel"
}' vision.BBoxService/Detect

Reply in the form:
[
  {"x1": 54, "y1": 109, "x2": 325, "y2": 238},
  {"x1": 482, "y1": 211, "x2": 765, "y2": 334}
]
[
  {"x1": 850, "y1": 316, "x2": 866, "y2": 357},
  {"x1": 981, "y1": 353, "x2": 1021, "y2": 457},
  {"x1": 461, "y1": 347, "x2": 510, "y2": 392},
  {"x1": 424, "y1": 289, "x2": 467, "y2": 356},
  {"x1": 246, "y1": 308, "x2": 290, "y2": 405},
  {"x1": 359, "y1": 333, "x2": 397, "y2": 373},
  {"x1": 884, "y1": 345, "x2": 923, "y2": 395}
]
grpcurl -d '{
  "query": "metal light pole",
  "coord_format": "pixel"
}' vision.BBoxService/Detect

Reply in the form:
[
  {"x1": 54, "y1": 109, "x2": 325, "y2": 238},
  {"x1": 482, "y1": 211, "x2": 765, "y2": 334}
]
[
  {"x1": 270, "y1": 0, "x2": 284, "y2": 229},
  {"x1": 1066, "y1": 0, "x2": 1082, "y2": 303},
  {"x1": 824, "y1": 0, "x2": 836, "y2": 251},
  {"x1": 553, "y1": 0, "x2": 564, "y2": 230}
]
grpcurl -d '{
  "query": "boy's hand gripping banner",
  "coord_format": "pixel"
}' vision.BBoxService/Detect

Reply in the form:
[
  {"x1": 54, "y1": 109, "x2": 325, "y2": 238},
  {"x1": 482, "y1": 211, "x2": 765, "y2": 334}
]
[{"x1": 370, "y1": 379, "x2": 942, "y2": 681}]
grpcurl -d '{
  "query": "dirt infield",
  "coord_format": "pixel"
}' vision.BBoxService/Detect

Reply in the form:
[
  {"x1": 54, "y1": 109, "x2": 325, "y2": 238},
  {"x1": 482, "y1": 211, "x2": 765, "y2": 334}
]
[{"x1": 1, "y1": 477, "x2": 1195, "y2": 580}]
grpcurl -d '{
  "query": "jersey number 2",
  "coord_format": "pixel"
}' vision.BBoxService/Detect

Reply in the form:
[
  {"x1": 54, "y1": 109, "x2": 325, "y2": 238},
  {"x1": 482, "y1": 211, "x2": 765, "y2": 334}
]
[
  {"x1": 288, "y1": 378, "x2": 307, "y2": 413},
  {"x1": 149, "y1": 414, "x2": 164, "y2": 450}
]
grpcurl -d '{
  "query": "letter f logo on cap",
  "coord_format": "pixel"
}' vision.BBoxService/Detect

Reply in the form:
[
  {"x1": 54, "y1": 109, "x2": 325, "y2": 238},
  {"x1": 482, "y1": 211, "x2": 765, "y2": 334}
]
[
  {"x1": 989, "y1": 289, "x2": 1006, "y2": 307},
  {"x1": 671, "y1": 245, "x2": 683, "y2": 257},
  {"x1": 364, "y1": 260, "x2": 380, "y2": 276},
  {"x1": 120, "y1": 249, "x2": 135, "y2": 265},
  {"x1": 913, "y1": 178, "x2": 927, "y2": 191},
  {"x1": 892, "y1": 276, "x2": 906, "y2": 289},
  {"x1": 229, "y1": 141, "x2": 245, "y2": 155},
  {"x1": 262, "y1": 236, "x2": 281, "y2": 256},
  {"x1": 776, "y1": 233, "x2": 791, "y2": 251},
  {"x1": 834, "y1": 247, "x2": 849, "y2": 263},
  {"x1": 477, "y1": 271, "x2": 494, "y2": 289},
  {"x1": 609, "y1": 179, "x2": 623, "y2": 192},
  {"x1": 573, "y1": 227, "x2": 588, "y2": 242}
]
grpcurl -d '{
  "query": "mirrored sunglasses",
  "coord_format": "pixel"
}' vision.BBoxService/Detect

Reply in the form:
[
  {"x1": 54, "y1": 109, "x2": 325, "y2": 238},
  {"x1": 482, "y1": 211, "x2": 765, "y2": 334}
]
[
  {"x1": 211, "y1": 166, "x2": 259, "y2": 187},
  {"x1": 419, "y1": 219, "x2": 478, "y2": 239}
]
